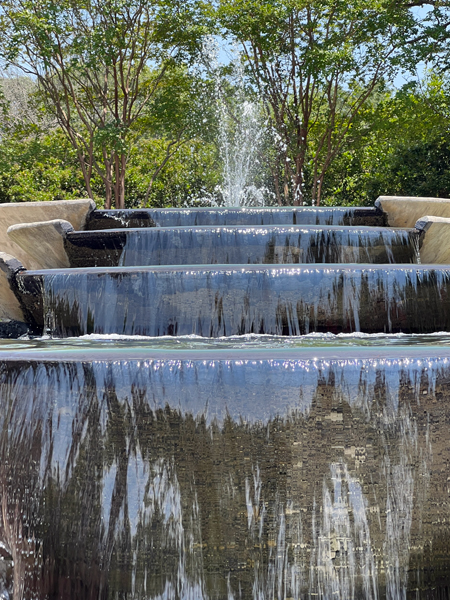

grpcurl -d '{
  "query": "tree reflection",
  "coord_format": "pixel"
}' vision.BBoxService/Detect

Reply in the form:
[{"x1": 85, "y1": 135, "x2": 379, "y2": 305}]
[{"x1": 0, "y1": 359, "x2": 447, "y2": 599}]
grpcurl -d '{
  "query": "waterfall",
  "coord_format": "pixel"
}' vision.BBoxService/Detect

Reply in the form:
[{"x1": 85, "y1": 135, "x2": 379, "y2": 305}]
[
  {"x1": 116, "y1": 226, "x2": 417, "y2": 267},
  {"x1": 17, "y1": 264, "x2": 450, "y2": 337},
  {"x1": 2, "y1": 199, "x2": 450, "y2": 599}
]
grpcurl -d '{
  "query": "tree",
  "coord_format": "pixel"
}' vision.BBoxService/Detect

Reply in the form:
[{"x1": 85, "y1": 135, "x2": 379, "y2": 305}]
[
  {"x1": 134, "y1": 65, "x2": 217, "y2": 207},
  {"x1": 218, "y1": 0, "x2": 418, "y2": 205},
  {"x1": 0, "y1": 0, "x2": 206, "y2": 208},
  {"x1": 0, "y1": 70, "x2": 42, "y2": 135},
  {"x1": 363, "y1": 75, "x2": 450, "y2": 199},
  {"x1": 0, "y1": 74, "x2": 220, "y2": 207},
  {"x1": 312, "y1": 75, "x2": 450, "y2": 205}
]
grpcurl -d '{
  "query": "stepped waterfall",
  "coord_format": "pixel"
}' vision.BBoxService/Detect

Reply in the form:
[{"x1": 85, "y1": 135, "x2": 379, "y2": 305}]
[{"x1": 0, "y1": 199, "x2": 450, "y2": 599}]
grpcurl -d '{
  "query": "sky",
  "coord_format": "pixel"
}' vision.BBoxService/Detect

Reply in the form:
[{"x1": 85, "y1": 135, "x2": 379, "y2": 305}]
[{"x1": 394, "y1": 5, "x2": 433, "y2": 88}]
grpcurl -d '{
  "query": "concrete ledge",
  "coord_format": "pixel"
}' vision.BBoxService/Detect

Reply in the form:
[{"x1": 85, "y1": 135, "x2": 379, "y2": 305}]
[
  {"x1": 0, "y1": 199, "x2": 95, "y2": 268},
  {"x1": 375, "y1": 196, "x2": 450, "y2": 227},
  {"x1": 8, "y1": 219, "x2": 74, "y2": 269},
  {"x1": 0, "y1": 252, "x2": 26, "y2": 322},
  {"x1": 415, "y1": 216, "x2": 450, "y2": 264}
]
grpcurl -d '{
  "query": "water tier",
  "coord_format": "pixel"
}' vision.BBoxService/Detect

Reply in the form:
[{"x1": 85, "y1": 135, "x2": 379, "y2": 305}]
[
  {"x1": 65, "y1": 226, "x2": 418, "y2": 268},
  {"x1": 86, "y1": 206, "x2": 386, "y2": 229},
  {"x1": 16, "y1": 264, "x2": 450, "y2": 337},
  {"x1": 0, "y1": 342, "x2": 448, "y2": 600}
]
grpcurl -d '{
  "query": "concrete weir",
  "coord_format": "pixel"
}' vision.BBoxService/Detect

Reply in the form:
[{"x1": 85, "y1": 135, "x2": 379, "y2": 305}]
[{"x1": 86, "y1": 205, "x2": 386, "y2": 228}]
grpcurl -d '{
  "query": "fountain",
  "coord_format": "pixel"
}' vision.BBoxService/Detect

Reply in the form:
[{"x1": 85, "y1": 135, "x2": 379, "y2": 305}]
[
  {"x1": 203, "y1": 38, "x2": 268, "y2": 208},
  {"x1": 0, "y1": 197, "x2": 450, "y2": 599}
]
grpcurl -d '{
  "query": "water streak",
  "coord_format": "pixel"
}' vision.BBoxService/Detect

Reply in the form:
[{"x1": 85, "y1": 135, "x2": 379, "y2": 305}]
[
  {"x1": 140, "y1": 207, "x2": 384, "y2": 228},
  {"x1": 84, "y1": 207, "x2": 385, "y2": 230}
]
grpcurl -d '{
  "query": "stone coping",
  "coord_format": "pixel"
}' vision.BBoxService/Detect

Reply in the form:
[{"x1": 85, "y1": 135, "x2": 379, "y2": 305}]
[
  {"x1": 0, "y1": 199, "x2": 94, "y2": 268},
  {"x1": 375, "y1": 196, "x2": 450, "y2": 227},
  {"x1": 0, "y1": 252, "x2": 25, "y2": 322},
  {"x1": 7, "y1": 219, "x2": 73, "y2": 270},
  {"x1": 415, "y1": 215, "x2": 450, "y2": 264}
]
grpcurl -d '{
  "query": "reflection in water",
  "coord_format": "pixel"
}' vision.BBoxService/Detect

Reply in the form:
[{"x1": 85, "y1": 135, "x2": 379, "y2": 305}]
[{"x1": 0, "y1": 351, "x2": 448, "y2": 598}]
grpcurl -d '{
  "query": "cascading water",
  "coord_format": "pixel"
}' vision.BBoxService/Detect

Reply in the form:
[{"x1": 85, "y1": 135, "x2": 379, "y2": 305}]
[
  {"x1": 17, "y1": 264, "x2": 450, "y2": 337},
  {"x1": 113, "y1": 226, "x2": 417, "y2": 267},
  {"x1": 64, "y1": 225, "x2": 419, "y2": 268},
  {"x1": 1, "y1": 202, "x2": 450, "y2": 599},
  {"x1": 85, "y1": 206, "x2": 387, "y2": 229}
]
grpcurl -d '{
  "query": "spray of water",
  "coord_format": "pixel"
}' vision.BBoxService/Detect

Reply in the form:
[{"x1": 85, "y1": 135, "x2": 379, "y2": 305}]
[{"x1": 201, "y1": 37, "x2": 269, "y2": 207}]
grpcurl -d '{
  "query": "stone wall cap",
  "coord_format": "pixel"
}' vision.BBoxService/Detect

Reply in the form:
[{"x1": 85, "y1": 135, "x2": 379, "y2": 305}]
[
  {"x1": 415, "y1": 215, "x2": 450, "y2": 232},
  {"x1": 375, "y1": 196, "x2": 450, "y2": 208},
  {"x1": 0, "y1": 252, "x2": 25, "y2": 276},
  {"x1": 7, "y1": 219, "x2": 74, "y2": 236},
  {"x1": 0, "y1": 199, "x2": 95, "y2": 209}
]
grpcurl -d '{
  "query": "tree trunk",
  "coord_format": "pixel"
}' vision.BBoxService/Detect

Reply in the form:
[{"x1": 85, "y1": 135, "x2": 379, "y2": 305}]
[
  {"x1": 283, "y1": 181, "x2": 289, "y2": 204},
  {"x1": 114, "y1": 153, "x2": 120, "y2": 209},
  {"x1": 105, "y1": 183, "x2": 112, "y2": 210},
  {"x1": 118, "y1": 154, "x2": 126, "y2": 209},
  {"x1": 272, "y1": 167, "x2": 282, "y2": 206},
  {"x1": 104, "y1": 160, "x2": 113, "y2": 209},
  {"x1": 316, "y1": 176, "x2": 323, "y2": 207},
  {"x1": 77, "y1": 152, "x2": 95, "y2": 200}
]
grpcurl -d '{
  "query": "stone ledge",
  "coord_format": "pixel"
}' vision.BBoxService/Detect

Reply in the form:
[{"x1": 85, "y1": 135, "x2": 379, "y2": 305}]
[
  {"x1": 8, "y1": 219, "x2": 74, "y2": 269},
  {"x1": 0, "y1": 252, "x2": 26, "y2": 322},
  {"x1": 0, "y1": 199, "x2": 95, "y2": 268},
  {"x1": 415, "y1": 215, "x2": 450, "y2": 264},
  {"x1": 375, "y1": 196, "x2": 450, "y2": 228}
]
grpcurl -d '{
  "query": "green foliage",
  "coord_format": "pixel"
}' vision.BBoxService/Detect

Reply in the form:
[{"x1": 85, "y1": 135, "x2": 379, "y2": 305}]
[
  {"x1": 1, "y1": 1, "x2": 450, "y2": 208},
  {"x1": 140, "y1": 67, "x2": 217, "y2": 142},
  {"x1": 0, "y1": 131, "x2": 87, "y2": 203},
  {"x1": 125, "y1": 138, "x2": 221, "y2": 207},
  {"x1": 0, "y1": 126, "x2": 220, "y2": 207},
  {"x1": 374, "y1": 137, "x2": 450, "y2": 198},
  {"x1": 216, "y1": 0, "x2": 419, "y2": 204},
  {"x1": 316, "y1": 75, "x2": 450, "y2": 205},
  {"x1": 0, "y1": 0, "x2": 210, "y2": 207}
]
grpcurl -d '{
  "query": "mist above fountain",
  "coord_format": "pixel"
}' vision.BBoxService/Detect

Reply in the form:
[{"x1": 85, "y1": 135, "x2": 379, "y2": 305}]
[{"x1": 219, "y1": 99, "x2": 267, "y2": 206}]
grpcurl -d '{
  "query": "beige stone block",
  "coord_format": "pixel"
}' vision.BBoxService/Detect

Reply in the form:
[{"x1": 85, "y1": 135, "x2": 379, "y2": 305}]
[
  {"x1": 8, "y1": 219, "x2": 74, "y2": 270},
  {"x1": 375, "y1": 196, "x2": 450, "y2": 228},
  {"x1": 415, "y1": 216, "x2": 450, "y2": 264},
  {"x1": 0, "y1": 199, "x2": 95, "y2": 268},
  {"x1": 0, "y1": 252, "x2": 25, "y2": 322}
]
